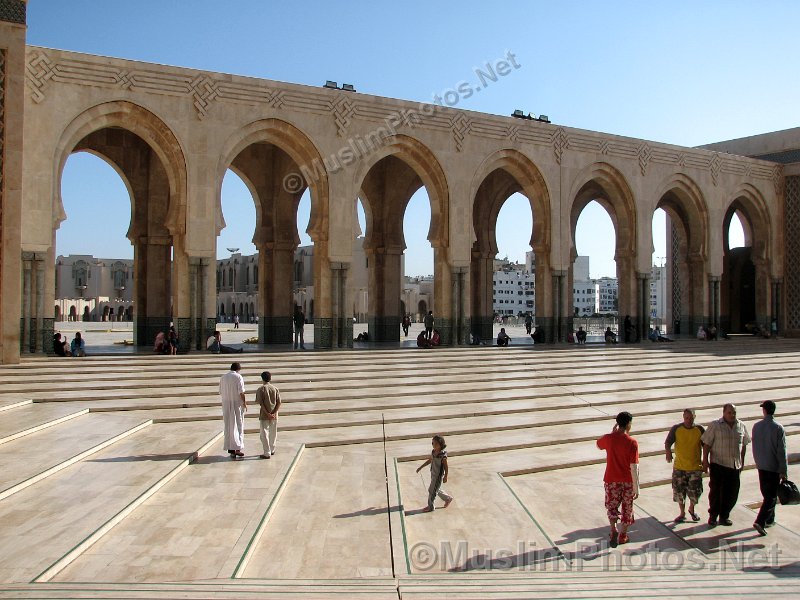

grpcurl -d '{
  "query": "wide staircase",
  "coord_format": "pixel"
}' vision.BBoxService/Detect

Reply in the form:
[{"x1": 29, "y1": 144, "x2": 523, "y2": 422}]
[{"x1": 1, "y1": 339, "x2": 800, "y2": 598}]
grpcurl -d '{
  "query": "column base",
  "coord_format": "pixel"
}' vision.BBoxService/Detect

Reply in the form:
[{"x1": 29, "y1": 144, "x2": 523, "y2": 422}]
[
  {"x1": 471, "y1": 316, "x2": 493, "y2": 344},
  {"x1": 135, "y1": 317, "x2": 172, "y2": 349},
  {"x1": 20, "y1": 317, "x2": 54, "y2": 354},
  {"x1": 260, "y1": 316, "x2": 293, "y2": 344},
  {"x1": 175, "y1": 317, "x2": 192, "y2": 353},
  {"x1": 368, "y1": 316, "x2": 400, "y2": 342},
  {"x1": 315, "y1": 317, "x2": 333, "y2": 349},
  {"x1": 436, "y1": 317, "x2": 453, "y2": 346}
]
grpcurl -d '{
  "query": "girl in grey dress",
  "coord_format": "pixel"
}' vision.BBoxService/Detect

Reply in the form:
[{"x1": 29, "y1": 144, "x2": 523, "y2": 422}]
[{"x1": 417, "y1": 435, "x2": 454, "y2": 512}]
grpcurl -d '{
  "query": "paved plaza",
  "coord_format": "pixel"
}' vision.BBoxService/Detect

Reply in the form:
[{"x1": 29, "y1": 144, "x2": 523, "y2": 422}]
[{"x1": 1, "y1": 340, "x2": 800, "y2": 598}]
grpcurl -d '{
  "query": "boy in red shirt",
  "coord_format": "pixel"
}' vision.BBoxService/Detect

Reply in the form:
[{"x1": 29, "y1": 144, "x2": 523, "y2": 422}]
[{"x1": 597, "y1": 411, "x2": 640, "y2": 547}]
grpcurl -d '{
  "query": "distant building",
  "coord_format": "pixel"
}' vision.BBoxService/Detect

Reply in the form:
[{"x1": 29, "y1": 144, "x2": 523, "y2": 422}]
[
  {"x1": 650, "y1": 265, "x2": 667, "y2": 327},
  {"x1": 597, "y1": 277, "x2": 619, "y2": 314},
  {"x1": 493, "y1": 258, "x2": 534, "y2": 316},
  {"x1": 54, "y1": 255, "x2": 134, "y2": 322}
]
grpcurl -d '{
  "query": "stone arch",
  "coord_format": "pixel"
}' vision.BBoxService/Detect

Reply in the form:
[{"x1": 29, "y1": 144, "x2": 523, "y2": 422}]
[
  {"x1": 470, "y1": 149, "x2": 552, "y2": 256},
  {"x1": 469, "y1": 149, "x2": 552, "y2": 341},
  {"x1": 351, "y1": 134, "x2": 450, "y2": 342},
  {"x1": 722, "y1": 184, "x2": 770, "y2": 260},
  {"x1": 54, "y1": 101, "x2": 188, "y2": 236},
  {"x1": 217, "y1": 118, "x2": 329, "y2": 244},
  {"x1": 721, "y1": 184, "x2": 772, "y2": 332},
  {"x1": 568, "y1": 162, "x2": 638, "y2": 340},
  {"x1": 652, "y1": 173, "x2": 710, "y2": 335},
  {"x1": 218, "y1": 119, "x2": 329, "y2": 345},
  {"x1": 52, "y1": 101, "x2": 187, "y2": 348},
  {"x1": 568, "y1": 162, "x2": 637, "y2": 259},
  {"x1": 352, "y1": 134, "x2": 449, "y2": 250}
]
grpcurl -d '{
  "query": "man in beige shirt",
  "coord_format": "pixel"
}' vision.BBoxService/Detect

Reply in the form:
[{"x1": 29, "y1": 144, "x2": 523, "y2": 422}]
[{"x1": 256, "y1": 371, "x2": 281, "y2": 459}]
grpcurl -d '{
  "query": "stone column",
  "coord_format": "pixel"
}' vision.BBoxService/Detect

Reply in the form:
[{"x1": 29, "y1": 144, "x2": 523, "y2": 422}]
[
  {"x1": 188, "y1": 257, "x2": 198, "y2": 351},
  {"x1": 469, "y1": 252, "x2": 494, "y2": 343},
  {"x1": 0, "y1": 4, "x2": 27, "y2": 364},
  {"x1": 772, "y1": 278, "x2": 782, "y2": 333},
  {"x1": 35, "y1": 256, "x2": 44, "y2": 353},
  {"x1": 451, "y1": 266, "x2": 468, "y2": 345},
  {"x1": 708, "y1": 275, "x2": 721, "y2": 330},
  {"x1": 433, "y1": 247, "x2": 453, "y2": 345},
  {"x1": 365, "y1": 247, "x2": 402, "y2": 343},
  {"x1": 638, "y1": 271, "x2": 651, "y2": 341},
  {"x1": 551, "y1": 270, "x2": 567, "y2": 343},
  {"x1": 21, "y1": 252, "x2": 31, "y2": 353},
  {"x1": 260, "y1": 244, "x2": 294, "y2": 344},
  {"x1": 330, "y1": 261, "x2": 351, "y2": 348}
]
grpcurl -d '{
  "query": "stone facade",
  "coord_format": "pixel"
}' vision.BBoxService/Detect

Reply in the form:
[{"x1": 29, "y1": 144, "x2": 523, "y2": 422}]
[{"x1": 0, "y1": 26, "x2": 789, "y2": 360}]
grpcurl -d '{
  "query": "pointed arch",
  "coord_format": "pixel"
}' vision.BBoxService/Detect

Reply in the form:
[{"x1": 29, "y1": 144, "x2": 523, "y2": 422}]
[
  {"x1": 653, "y1": 172, "x2": 709, "y2": 258},
  {"x1": 218, "y1": 118, "x2": 330, "y2": 244},
  {"x1": 351, "y1": 134, "x2": 449, "y2": 249},
  {"x1": 470, "y1": 149, "x2": 552, "y2": 256},
  {"x1": 53, "y1": 101, "x2": 187, "y2": 236},
  {"x1": 568, "y1": 162, "x2": 637, "y2": 258}
]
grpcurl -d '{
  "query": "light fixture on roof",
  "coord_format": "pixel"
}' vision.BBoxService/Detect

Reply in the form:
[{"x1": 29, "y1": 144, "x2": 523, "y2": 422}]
[
  {"x1": 323, "y1": 80, "x2": 338, "y2": 89},
  {"x1": 537, "y1": 115, "x2": 551, "y2": 123},
  {"x1": 511, "y1": 109, "x2": 534, "y2": 120},
  {"x1": 341, "y1": 83, "x2": 356, "y2": 92}
]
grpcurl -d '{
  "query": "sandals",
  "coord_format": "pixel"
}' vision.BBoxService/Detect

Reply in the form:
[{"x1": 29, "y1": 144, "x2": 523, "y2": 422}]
[
  {"x1": 609, "y1": 530, "x2": 618, "y2": 548},
  {"x1": 688, "y1": 510, "x2": 700, "y2": 522},
  {"x1": 618, "y1": 533, "x2": 629, "y2": 545},
  {"x1": 674, "y1": 515, "x2": 686, "y2": 523}
]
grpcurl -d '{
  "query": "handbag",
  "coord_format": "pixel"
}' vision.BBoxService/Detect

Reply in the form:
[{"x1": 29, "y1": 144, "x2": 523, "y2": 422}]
[{"x1": 777, "y1": 479, "x2": 800, "y2": 505}]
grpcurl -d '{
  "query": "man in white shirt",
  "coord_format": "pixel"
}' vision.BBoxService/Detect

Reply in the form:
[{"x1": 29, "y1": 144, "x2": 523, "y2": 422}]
[{"x1": 220, "y1": 362, "x2": 246, "y2": 458}]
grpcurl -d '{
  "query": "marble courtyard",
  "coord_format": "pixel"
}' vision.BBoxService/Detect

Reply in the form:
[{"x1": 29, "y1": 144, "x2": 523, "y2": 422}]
[{"x1": 1, "y1": 339, "x2": 800, "y2": 598}]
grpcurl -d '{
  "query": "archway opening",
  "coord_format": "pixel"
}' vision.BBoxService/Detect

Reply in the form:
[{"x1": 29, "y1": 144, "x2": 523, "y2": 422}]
[
  {"x1": 651, "y1": 207, "x2": 668, "y2": 333},
  {"x1": 572, "y1": 200, "x2": 617, "y2": 340},
  {"x1": 493, "y1": 193, "x2": 534, "y2": 333},
  {"x1": 401, "y1": 188, "x2": 433, "y2": 337},
  {"x1": 293, "y1": 189, "x2": 314, "y2": 322},
  {"x1": 56, "y1": 130, "x2": 166, "y2": 352},
  {"x1": 358, "y1": 153, "x2": 438, "y2": 343},
  {"x1": 217, "y1": 169, "x2": 258, "y2": 338},
  {"x1": 58, "y1": 150, "x2": 133, "y2": 337},
  {"x1": 722, "y1": 206, "x2": 756, "y2": 332}
]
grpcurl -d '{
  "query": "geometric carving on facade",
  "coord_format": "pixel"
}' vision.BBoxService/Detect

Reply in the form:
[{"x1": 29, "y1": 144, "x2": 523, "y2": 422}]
[
  {"x1": 451, "y1": 113, "x2": 471, "y2": 152},
  {"x1": 189, "y1": 75, "x2": 219, "y2": 119},
  {"x1": 637, "y1": 142, "x2": 652, "y2": 176},
  {"x1": 330, "y1": 95, "x2": 355, "y2": 137},
  {"x1": 599, "y1": 139, "x2": 610, "y2": 155},
  {"x1": 0, "y1": 0, "x2": 25, "y2": 25},
  {"x1": 506, "y1": 125, "x2": 519, "y2": 143},
  {"x1": 709, "y1": 152, "x2": 722, "y2": 186},
  {"x1": 551, "y1": 127, "x2": 569, "y2": 165},
  {"x1": 784, "y1": 176, "x2": 800, "y2": 330},
  {"x1": 774, "y1": 165, "x2": 785, "y2": 195},
  {"x1": 25, "y1": 51, "x2": 55, "y2": 104}
]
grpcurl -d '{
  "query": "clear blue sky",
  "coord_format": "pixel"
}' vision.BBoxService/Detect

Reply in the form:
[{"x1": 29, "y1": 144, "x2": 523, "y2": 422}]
[{"x1": 43, "y1": 1, "x2": 789, "y2": 276}]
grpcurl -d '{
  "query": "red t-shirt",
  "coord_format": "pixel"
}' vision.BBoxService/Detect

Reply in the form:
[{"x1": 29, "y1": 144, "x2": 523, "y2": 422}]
[{"x1": 597, "y1": 431, "x2": 639, "y2": 483}]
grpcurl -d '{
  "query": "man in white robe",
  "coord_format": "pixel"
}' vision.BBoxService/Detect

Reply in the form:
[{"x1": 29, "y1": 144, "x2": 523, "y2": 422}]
[{"x1": 220, "y1": 362, "x2": 246, "y2": 458}]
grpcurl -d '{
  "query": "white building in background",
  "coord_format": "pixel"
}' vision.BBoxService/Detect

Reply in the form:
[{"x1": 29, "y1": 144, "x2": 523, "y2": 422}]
[
  {"x1": 492, "y1": 258, "x2": 535, "y2": 316},
  {"x1": 597, "y1": 278, "x2": 619, "y2": 314},
  {"x1": 650, "y1": 265, "x2": 667, "y2": 327},
  {"x1": 573, "y1": 280, "x2": 599, "y2": 316},
  {"x1": 54, "y1": 255, "x2": 134, "y2": 322}
]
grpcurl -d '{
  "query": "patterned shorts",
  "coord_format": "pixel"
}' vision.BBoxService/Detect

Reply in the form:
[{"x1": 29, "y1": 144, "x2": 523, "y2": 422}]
[
  {"x1": 604, "y1": 482, "x2": 635, "y2": 525},
  {"x1": 672, "y1": 470, "x2": 703, "y2": 503}
]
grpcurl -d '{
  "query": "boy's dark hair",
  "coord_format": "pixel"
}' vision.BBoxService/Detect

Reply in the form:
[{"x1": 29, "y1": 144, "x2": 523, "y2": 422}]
[
  {"x1": 230, "y1": 362, "x2": 241, "y2": 372},
  {"x1": 432, "y1": 434, "x2": 446, "y2": 450},
  {"x1": 261, "y1": 370, "x2": 271, "y2": 382},
  {"x1": 616, "y1": 411, "x2": 633, "y2": 428}
]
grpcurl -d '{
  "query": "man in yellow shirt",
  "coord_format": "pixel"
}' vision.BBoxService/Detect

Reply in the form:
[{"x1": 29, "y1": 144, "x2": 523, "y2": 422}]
[{"x1": 665, "y1": 409, "x2": 705, "y2": 523}]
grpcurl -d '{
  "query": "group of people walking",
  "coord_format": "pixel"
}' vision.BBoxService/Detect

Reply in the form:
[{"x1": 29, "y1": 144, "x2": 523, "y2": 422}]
[{"x1": 598, "y1": 401, "x2": 788, "y2": 547}]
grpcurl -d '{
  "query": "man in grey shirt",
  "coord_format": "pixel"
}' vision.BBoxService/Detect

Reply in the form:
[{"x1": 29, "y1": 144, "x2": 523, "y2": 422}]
[{"x1": 752, "y1": 400, "x2": 788, "y2": 536}]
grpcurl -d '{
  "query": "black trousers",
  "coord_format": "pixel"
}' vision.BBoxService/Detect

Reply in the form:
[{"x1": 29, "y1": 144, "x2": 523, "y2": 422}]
[
  {"x1": 708, "y1": 462, "x2": 741, "y2": 520},
  {"x1": 755, "y1": 469, "x2": 780, "y2": 527}
]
